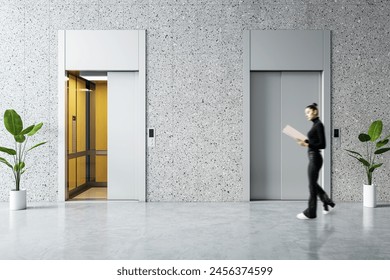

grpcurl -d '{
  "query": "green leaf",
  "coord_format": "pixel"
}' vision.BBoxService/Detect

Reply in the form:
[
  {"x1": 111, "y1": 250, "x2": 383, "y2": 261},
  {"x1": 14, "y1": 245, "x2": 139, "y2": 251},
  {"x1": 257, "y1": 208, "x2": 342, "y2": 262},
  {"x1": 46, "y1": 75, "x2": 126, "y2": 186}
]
[
  {"x1": 358, "y1": 158, "x2": 370, "y2": 167},
  {"x1": 374, "y1": 148, "x2": 390, "y2": 155},
  {"x1": 14, "y1": 134, "x2": 26, "y2": 143},
  {"x1": 0, "y1": 157, "x2": 13, "y2": 169},
  {"x1": 369, "y1": 163, "x2": 383, "y2": 173},
  {"x1": 0, "y1": 146, "x2": 16, "y2": 155},
  {"x1": 27, "y1": 123, "x2": 43, "y2": 136},
  {"x1": 14, "y1": 162, "x2": 25, "y2": 172},
  {"x1": 345, "y1": 149, "x2": 362, "y2": 157},
  {"x1": 347, "y1": 154, "x2": 369, "y2": 167},
  {"x1": 376, "y1": 139, "x2": 389, "y2": 148},
  {"x1": 347, "y1": 154, "x2": 360, "y2": 161},
  {"x1": 4, "y1": 109, "x2": 23, "y2": 136},
  {"x1": 21, "y1": 125, "x2": 35, "y2": 135},
  {"x1": 27, "y1": 141, "x2": 47, "y2": 152},
  {"x1": 358, "y1": 133, "x2": 371, "y2": 142},
  {"x1": 368, "y1": 120, "x2": 382, "y2": 142}
]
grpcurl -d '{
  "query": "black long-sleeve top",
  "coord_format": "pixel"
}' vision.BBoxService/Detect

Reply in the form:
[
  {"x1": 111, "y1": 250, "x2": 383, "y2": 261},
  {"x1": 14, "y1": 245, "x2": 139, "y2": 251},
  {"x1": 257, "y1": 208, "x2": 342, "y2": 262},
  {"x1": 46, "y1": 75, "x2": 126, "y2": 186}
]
[{"x1": 304, "y1": 117, "x2": 326, "y2": 151}]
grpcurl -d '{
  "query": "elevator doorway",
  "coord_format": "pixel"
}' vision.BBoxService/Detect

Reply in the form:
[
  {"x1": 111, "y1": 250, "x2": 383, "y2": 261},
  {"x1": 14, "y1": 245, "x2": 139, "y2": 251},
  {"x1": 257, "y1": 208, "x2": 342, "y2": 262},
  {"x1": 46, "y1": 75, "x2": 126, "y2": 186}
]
[
  {"x1": 66, "y1": 72, "x2": 107, "y2": 200},
  {"x1": 243, "y1": 30, "x2": 331, "y2": 201},
  {"x1": 250, "y1": 71, "x2": 322, "y2": 200},
  {"x1": 58, "y1": 30, "x2": 146, "y2": 202}
]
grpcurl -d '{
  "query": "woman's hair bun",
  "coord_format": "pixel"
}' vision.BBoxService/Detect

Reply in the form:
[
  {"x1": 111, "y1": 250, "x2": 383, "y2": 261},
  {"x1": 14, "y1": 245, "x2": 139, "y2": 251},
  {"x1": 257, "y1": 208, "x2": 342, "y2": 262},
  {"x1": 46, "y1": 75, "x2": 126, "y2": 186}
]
[{"x1": 306, "y1": 103, "x2": 318, "y2": 110}]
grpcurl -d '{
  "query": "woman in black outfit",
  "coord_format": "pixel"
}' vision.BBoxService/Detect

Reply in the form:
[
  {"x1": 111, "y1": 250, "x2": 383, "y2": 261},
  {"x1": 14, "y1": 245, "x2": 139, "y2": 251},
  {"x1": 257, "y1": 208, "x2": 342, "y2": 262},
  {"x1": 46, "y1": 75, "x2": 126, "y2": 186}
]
[{"x1": 296, "y1": 103, "x2": 335, "y2": 220}]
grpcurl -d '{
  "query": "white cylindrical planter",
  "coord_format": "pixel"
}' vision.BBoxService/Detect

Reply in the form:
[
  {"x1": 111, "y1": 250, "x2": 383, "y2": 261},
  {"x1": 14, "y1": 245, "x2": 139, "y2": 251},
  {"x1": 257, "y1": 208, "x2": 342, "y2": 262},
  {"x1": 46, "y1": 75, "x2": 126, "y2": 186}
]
[
  {"x1": 10, "y1": 190, "x2": 27, "y2": 210},
  {"x1": 363, "y1": 184, "x2": 376, "y2": 208}
]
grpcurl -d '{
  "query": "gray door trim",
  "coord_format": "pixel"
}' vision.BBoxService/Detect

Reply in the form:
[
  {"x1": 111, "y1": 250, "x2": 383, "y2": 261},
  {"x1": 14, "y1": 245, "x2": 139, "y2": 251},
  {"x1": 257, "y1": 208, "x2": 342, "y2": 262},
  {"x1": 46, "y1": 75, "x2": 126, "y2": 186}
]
[
  {"x1": 243, "y1": 30, "x2": 251, "y2": 201},
  {"x1": 243, "y1": 30, "x2": 331, "y2": 201}
]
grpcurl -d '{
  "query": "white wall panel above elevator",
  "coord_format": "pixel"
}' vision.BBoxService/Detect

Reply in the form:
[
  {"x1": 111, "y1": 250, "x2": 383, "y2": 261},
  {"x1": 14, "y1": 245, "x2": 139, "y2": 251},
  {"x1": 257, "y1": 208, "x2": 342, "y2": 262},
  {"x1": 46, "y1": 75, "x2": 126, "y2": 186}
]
[
  {"x1": 250, "y1": 30, "x2": 324, "y2": 71},
  {"x1": 65, "y1": 30, "x2": 139, "y2": 71}
]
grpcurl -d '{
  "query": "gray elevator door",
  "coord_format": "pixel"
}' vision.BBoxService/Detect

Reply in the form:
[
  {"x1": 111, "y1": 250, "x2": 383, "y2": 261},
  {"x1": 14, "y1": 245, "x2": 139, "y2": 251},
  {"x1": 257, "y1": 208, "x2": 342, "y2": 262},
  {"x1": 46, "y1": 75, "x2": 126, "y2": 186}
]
[{"x1": 251, "y1": 71, "x2": 321, "y2": 200}]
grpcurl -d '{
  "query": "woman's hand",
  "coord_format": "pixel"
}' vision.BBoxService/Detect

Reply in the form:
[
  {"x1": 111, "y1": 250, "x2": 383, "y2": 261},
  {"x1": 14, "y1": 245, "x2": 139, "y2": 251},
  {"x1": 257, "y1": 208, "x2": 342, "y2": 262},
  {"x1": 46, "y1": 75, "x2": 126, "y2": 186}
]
[{"x1": 297, "y1": 139, "x2": 308, "y2": 147}]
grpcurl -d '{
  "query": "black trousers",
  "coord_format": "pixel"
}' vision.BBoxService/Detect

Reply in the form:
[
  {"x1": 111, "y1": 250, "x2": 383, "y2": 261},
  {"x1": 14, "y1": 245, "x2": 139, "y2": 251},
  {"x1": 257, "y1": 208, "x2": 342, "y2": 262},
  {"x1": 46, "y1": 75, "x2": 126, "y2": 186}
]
[{"x1": 303, "y1": 151, "x2": 329, "y2": 218}]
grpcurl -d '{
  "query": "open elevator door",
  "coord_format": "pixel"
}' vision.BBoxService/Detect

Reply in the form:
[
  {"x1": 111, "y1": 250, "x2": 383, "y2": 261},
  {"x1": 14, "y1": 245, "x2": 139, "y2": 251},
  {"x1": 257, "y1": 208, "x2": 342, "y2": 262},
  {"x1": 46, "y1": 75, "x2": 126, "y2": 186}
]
[{"x1": 107, "y1": 72, "x2": 144, "y2": 200}]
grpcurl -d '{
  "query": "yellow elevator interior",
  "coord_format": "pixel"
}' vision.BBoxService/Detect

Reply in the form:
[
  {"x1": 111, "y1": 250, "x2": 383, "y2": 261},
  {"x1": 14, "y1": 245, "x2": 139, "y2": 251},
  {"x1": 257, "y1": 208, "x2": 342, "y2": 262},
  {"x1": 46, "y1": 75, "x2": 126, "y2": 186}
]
[{"x1": 67, "y1": 72, "x2": 107, "y2": 200}]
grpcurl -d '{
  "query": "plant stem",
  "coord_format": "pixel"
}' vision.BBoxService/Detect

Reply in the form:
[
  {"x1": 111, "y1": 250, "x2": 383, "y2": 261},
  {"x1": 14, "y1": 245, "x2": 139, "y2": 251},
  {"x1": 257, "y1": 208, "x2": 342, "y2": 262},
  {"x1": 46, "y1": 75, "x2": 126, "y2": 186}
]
[
  {"x1": 22, "y1": 137, "x2": 29, "y2": 163},
  {"x1": 11, "y1": 142, "x2": 18, "y2": 190},
  {"x1": 17, "y1": 142, "x2": 22, "y2": 191},
  {"x1": 370, "y1": 142, "x2": 375, "y2": 166},
  {"x1": 368, "y1": 172, "x2": 372, "y2": 185},
  {"x1": 16, "y1": 172, "x2": 20, "y2": 191}
]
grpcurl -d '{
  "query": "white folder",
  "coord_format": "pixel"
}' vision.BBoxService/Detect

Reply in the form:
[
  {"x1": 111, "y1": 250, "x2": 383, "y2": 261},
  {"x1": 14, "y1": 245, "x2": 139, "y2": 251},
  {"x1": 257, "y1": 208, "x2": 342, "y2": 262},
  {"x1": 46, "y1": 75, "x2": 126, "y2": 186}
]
[{"x1": 282, "y1": 125, "x2": 307, "y2": 141}]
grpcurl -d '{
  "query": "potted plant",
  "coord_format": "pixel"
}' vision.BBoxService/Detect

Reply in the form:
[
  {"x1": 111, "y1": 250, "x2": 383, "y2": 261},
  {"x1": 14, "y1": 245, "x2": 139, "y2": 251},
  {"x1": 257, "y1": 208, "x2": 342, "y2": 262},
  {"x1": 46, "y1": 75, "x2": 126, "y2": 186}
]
[
  {"x1": 346, "y1": 120, "x2": 390, "y2": 207},
  {"x1": 0, "y1": 109, "x2": 46, "y2": 210}
]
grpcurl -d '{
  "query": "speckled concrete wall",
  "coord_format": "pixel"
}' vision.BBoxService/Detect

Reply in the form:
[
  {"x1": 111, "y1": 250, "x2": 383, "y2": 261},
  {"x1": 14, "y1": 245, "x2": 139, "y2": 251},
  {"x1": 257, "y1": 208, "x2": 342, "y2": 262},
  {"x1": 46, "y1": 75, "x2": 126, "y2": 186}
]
[{"x1": 0, "y1": 0, "x2": 389, "y2": 202}]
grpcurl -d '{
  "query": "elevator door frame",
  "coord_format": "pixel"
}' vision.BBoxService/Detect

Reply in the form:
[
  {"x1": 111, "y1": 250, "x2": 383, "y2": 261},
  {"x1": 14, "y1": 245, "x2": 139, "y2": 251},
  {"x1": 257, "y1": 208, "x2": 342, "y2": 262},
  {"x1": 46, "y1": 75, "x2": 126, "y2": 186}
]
[
  {"x1": 58, "y1": 30, "x2": 146, "y2": 202},
  {"x1": 243, "y1": 30, "x2": 331, "y2": 201}
]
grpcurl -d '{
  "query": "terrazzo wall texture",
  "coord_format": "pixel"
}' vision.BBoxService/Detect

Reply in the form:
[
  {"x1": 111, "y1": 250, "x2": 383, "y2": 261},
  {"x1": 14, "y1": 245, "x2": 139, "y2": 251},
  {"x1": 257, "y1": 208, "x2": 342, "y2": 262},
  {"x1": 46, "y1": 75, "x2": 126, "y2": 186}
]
[{"x1": 0, "y1": 0, "x2": 390, "y2": 202}]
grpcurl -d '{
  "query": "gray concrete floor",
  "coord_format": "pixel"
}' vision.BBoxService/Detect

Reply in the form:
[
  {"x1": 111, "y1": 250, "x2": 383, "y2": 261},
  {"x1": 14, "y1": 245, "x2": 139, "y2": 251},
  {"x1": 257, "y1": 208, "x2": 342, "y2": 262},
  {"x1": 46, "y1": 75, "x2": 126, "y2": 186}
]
[{"x1": 0, "y1": 201, "x2": 389, "y2": 260}]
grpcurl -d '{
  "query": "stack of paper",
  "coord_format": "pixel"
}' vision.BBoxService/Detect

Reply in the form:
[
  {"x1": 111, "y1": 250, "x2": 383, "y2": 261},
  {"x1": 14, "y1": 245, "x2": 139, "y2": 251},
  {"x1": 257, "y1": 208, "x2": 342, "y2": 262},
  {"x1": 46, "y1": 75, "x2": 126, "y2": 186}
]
[{"x1": 282, "y1": 125, "x2": 307, "y2": 141}]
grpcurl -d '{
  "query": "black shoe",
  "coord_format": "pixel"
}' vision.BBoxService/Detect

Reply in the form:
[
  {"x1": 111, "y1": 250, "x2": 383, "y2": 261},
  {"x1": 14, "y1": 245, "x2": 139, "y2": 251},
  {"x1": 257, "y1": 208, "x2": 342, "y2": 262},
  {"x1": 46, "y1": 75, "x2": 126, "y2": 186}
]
[{"x1": 323, "y1": 201, "x2": 335, "y2": 214}]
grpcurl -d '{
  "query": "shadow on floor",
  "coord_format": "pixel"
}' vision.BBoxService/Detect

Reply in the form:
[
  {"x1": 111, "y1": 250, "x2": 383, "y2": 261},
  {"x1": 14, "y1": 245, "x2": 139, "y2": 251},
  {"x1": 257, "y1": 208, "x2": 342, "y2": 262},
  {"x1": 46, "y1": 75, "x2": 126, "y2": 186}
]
[{"x1": 26, "y1": 205, "x2": 59, "y2": 210}]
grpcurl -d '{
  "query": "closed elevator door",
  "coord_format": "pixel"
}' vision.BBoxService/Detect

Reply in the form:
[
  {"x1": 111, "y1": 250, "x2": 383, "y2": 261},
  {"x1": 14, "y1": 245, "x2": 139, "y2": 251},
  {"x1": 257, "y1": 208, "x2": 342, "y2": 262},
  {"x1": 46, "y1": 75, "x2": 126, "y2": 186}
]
[{"x1": 250, "y1": 71, "x2": 322, "y2": 200}]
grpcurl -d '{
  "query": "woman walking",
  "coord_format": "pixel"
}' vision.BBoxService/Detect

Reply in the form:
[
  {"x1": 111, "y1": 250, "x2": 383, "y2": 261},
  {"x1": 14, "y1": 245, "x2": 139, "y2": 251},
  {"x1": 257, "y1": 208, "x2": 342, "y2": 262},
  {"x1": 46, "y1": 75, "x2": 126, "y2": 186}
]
[{"x1": 296, "y1": 103, "x2": 335, "y2": 220}]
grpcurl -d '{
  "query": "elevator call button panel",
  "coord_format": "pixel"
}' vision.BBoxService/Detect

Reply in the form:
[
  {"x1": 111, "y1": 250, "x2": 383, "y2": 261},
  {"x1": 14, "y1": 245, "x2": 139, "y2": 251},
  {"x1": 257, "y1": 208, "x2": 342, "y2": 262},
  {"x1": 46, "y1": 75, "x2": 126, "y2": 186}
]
[{"x1": 148, "y1": 128, "x2": 155, "y2": 147}]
